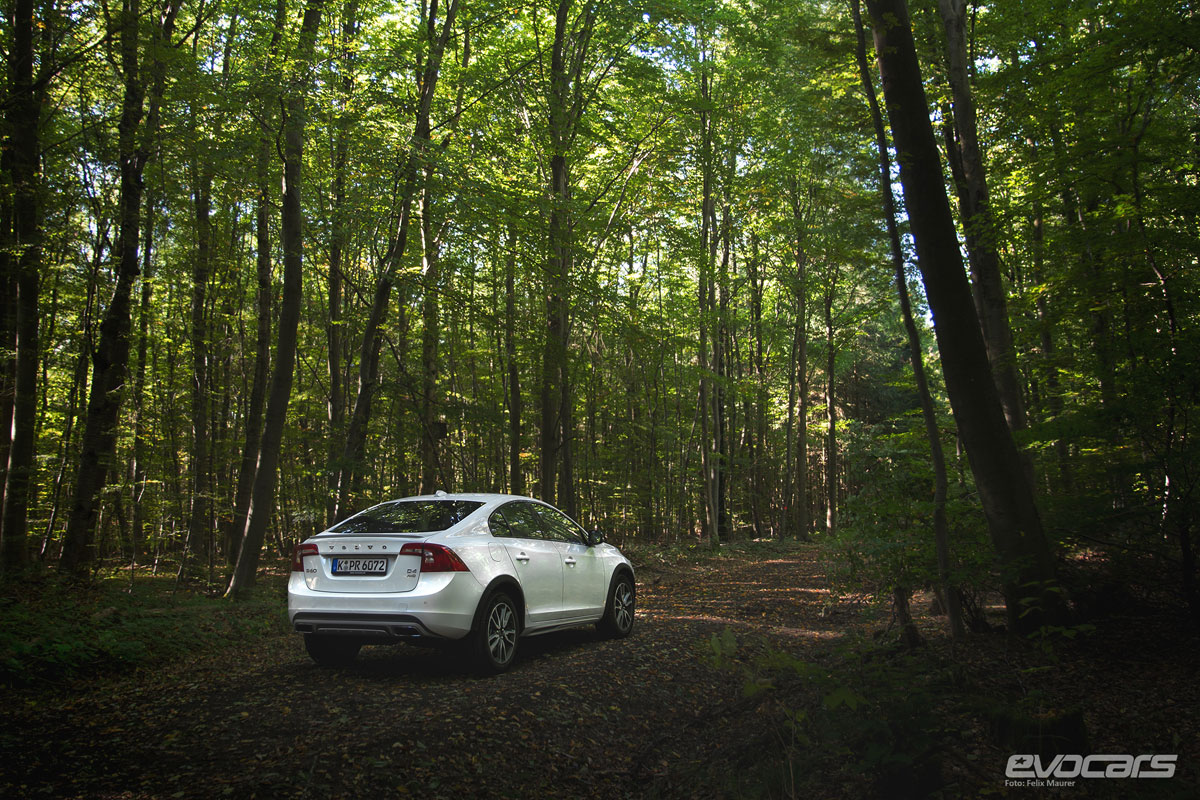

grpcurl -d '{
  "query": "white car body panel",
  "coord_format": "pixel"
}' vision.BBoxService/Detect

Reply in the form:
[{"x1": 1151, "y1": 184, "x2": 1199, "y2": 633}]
[
  {"x1": 503, "y1": 536, "x2": 564, "y2": 622},
  {"x1": 287, "y1": 493, "x2": 634, "y2": 648}
]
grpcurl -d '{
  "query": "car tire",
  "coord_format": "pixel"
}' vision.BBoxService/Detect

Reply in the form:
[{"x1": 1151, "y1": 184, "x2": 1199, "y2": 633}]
[
  {"x1": 472, "y1": 591, "x2": 519, "y2": 674},
  {"x1": 304, "y1": 634, "x2": 361, "y2": 667},
  {"x1": 597, "y1": 573, "x2": 635, "y2": 638}
]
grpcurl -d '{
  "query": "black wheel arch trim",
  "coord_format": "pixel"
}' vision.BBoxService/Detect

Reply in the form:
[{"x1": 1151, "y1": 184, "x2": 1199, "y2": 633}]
[{"x1": 472, "y1": 576, "x2": 525, "y2": 636}]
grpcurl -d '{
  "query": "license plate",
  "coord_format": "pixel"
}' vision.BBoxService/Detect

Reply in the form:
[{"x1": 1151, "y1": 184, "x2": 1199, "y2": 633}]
[{"x1": 331, "y1": 557, "x2": 388, "y2": 575}]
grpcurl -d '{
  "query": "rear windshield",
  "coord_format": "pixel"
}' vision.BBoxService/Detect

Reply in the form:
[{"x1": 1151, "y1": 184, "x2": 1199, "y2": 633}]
[{"x1": 327, "y1": 500, "x2": 483, "y2": 534}]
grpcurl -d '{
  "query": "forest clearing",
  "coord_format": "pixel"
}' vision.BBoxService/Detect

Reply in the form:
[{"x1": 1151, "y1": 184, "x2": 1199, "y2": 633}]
[{"x1": 3, "y1": 542, "x2": 1196, "y2": 798}]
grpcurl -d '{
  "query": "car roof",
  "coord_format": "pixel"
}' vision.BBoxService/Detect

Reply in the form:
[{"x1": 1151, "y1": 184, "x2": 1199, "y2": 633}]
[{"x1": 396, "y1": 492, "x2": 544, "y2": 505}]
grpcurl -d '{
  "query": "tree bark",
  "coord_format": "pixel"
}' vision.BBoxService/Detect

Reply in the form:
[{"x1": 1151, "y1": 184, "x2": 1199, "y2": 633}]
[
  {"x1": 130, "y1": 191, "x2": 157, "y2": 561},
  {"x1": 853, "y1": 0, "x2": 963, "y2": 639},
  {"x1": 696, "y1": 31, "x2": 719, "y2": 548},
  {"x1": 227, "y1": 0, "x2": 286, "y2": 565},
  {"x1": 336, "y1": 0, "x2": 458, "y2": 517},
  {"x1": 823, "y1": 277, "x2": 837, "y2": 535},
  {"x1": 185, "y1": 173, "x2": 213, "y2": 572},
  {"x1": 539, "y1": 0, "x2": 596, "y2": 510},
  {"x1": 787, "y1": 183, "x2": 811, "y2": 540},
  {"x1": 61, "y1": 0, "x2": 181, "y2": 576},
  {"x1": 325, "y1": 0, "x2": 358, "y2": 526},
  {"x1": 937, "y1": 0, "x2": 1027, "y2": 434},
  {"x1": 419, "y1": 175, "x2": 442, "y2": 492},
  {"x1": 504, "y1": 222, "x2": 524, "y2": 495},
  {"x1": 1, "y1": 0, "x2": 42, "y2": 572},
  {"x1": 226, "y1": 0, "x2": 327, "y2": 599},
  {"x1": 865, "y1": 0, "x2": 1067, "y2": 633}
]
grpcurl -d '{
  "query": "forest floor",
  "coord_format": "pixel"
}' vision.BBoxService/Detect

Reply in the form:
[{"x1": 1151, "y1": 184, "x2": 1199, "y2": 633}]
[{"x1": 2, "y1": 541, "x2": 1197, "y2": 799}]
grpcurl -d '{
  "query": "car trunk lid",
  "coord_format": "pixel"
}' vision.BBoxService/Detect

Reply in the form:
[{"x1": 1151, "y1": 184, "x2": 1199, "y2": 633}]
[{"x1": 301, "y1": 535, "x2": 427, "y2": 593}]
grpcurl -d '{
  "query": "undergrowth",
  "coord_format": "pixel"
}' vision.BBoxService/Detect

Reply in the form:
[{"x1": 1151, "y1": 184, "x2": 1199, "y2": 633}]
[{"x1": 0, "y1": 568, "x2": 289, "y2": 686}]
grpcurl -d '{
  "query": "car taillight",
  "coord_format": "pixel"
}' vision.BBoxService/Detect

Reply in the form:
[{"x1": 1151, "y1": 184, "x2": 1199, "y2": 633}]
[
  {"x1": 291, "y1": 543, "x2": 319, "y2": 571},
  {"x1": 399, "y1": 543, "x2": 469, "y2": 572}
]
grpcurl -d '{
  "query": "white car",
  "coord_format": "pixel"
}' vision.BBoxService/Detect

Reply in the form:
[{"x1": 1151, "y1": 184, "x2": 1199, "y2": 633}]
[{"x1": 288, "y1": 492, "x2": 635, "y2": 672}]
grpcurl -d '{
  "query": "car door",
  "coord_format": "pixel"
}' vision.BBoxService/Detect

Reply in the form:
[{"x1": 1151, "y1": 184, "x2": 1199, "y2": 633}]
[
  {"x1": 491, "y1": 502, "x2": 564, "y2": 624},
  {"x1": 535, "y1": 504, "x2": 606, "y2": 619}
]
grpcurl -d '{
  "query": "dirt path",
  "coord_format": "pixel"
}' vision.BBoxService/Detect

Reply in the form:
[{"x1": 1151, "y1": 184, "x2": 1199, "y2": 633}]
[{"x1": 3, "y1": 545, "x2": 840, "y2": 799}]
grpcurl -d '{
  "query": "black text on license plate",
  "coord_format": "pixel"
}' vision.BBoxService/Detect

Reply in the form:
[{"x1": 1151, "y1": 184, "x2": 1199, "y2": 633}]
[{"x1": 332, "y1": 557, "x2": 388, "y2": 574}]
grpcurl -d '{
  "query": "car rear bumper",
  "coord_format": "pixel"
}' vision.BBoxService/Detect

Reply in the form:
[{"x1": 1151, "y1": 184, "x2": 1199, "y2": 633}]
[
  {"x1": 287, "y1": 570, "x2": 482, "y2": 639},
  {"x1": 292, "y1": 612, "x2": 435, "y2": 640}
]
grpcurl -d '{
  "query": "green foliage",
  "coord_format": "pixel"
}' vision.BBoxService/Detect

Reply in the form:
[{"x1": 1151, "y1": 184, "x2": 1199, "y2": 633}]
[
  {"x1": 706, "y1": 628, "x2": 945, "y2": 798},
  {"x1": 825, "y1": 417, "x2": 995, "y2": 607},
  {"x1": 7, "y1": 0, "x2": 1200, "y2": 622},
  {"x1": 0, "y1": 571, "x2": 288, "y2": 686}
]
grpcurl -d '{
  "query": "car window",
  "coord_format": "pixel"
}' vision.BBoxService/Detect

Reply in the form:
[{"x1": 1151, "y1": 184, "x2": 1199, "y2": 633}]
[
  {"x1": 497, "y1": 502, "x2": 544, "y2": 539},
  {"x1": 488, "y1": 508, "x2": 512, "y2": 538},
  {"x1": 535, "y1": 504, "x2": 585, "y2": 544},
  {"x1": 328, "y1": 500, "x2": 483, "y2": 534}
]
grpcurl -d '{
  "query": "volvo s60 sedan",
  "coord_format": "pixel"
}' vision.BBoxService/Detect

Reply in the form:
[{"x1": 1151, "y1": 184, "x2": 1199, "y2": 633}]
[{"x1": 288, "y1": 493, "x2": 635, "y2": 672}]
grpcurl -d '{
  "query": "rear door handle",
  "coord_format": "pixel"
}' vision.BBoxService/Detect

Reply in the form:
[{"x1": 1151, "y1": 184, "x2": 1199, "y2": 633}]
[
  {"x1": 515, "y1": 553, "x2": 530, "y2": 563},
  {"x1": 564, "y1": 557, "x2": 577, "y2": 566}
]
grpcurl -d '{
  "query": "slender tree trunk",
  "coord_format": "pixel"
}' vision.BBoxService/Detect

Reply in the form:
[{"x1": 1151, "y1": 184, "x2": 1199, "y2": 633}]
[
  {"x1": 824, "y1": 280, "x2": 837, "y2": 535},
  {"x1": 130, "y1": 191, "x2": 157, "y2": 560},
  {"x1": 539, "y1": 0, "x2": 595, "y2": 510},
  {"x1": 185, "y1": 173, "x2": 212, "y2": 571},
  {"x1": 853, "y1": 0, "x2": 962, "y2": 639},
  {"x1": 715, "y1": 195, "x2": 731, "y2": 540},
  {"x1": 228, "y1": 138, "x2": 273, "y2": 566},
  {"x1": 419, "y1": 176, "x2": 442, "y2": 492},
  {"x1": 504, "y1": 222, "x2": 524, "y2": 495},
  {"x1": 789, "y1": 185, "x2": 810, "y2": 540},
  {"x1": 696, "y1": 34, "x2": 719, "y2": 548},
  {"x1": 0, "y1": 161, "x2": 13, "y2": 545},
  {"x1": 226, "y1": 0, "x2": 326, "y2": 599},
  {"x1": 61, "y1": 0, "x2": 181, "y2": 576},
  {"x1": 227, "y1": 0, "x2": 286, "y2": 564},
  {"x1": 541, "y1": 0, "x2": 571, "y2": 506},
  {"x1": 336, "y1": 0, "x2": 458, "y2": 517},
  {"x1": 748, "y1": 236, "x2": 767, "y2": 536},
  {"x1": 937, "y1": 0, "x2": 1027, "y2": 434},
  {"x1": 325, "y1": 0, "x2": 358, "y2": 526},
  {"x1": 326, "y1": 166, "x2": 344, "y2": 522},
  {"x1": 865, "y1": 0, "x2": 1067, "y2": 633},
  {"x1": 1030, "y1": 188, "x2": 1072, "y2": 493},
  {"x1": 1, "y1": 0, "x2": 42, "y2": 572}
]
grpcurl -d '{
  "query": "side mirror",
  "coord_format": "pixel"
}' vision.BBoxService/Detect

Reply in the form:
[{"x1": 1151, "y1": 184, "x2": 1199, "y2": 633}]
[{"x1": 586, "y1": 529, "x2": 606, "y2": 547}]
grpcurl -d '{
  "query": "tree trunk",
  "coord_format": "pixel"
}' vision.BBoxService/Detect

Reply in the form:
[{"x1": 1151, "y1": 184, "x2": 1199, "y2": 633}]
[
  {"x1": 129, "y1": 186, "x2": 159, "y2": 562},
  {"x1": 696, "y1": 33, "x2": 719, "y2": 548},
  {"x1": 227, "y1": 0, "x2": 287, "y2": 565},
  {"x1": 748, "y1": 235, "x2": 767, "y2": 537},
  {"x1": 865, "y1": 0, "x2": 1067, "y2": 633},
  {"x1": 325, "y1": 0, "x2": 358, "y2": 526},
  {"x1": 539, "y1": 0, "x2": 596, "y2": 510},
  {"x1": 0, "y1": 157, "x2": 13, "y2": 550},
  {"x1": 1, "y1": 0, "x2": 42, "y2": 573},
  {"x1": 336, "y1": 0, "x2": 458, "y2": 517},
  {"x1": 788, "y1": 184, "x2": 811, "y2": 540},
  {"x1": 504, "y1": 222, "x2": 524, "y2": 495},
  {"x1": 937, "y1": 0, "x2": 1027, "y2": 434},
  {"x1": 60, "y1": 0, "x2": 181, "y2": 577},
  {"x1": 715, "y1": 194, "x2": 731, "y2": 541},
  {"x1": 226, "y1": 0, "x2": 326, "y2": 599},
  {"x1": 419, "y1": 176, "x2": 442, "y2": 492},
  {"x1": 1030, "y1": 188, "x2": 1072, "y2": 493},
  {"x1": 823, "y1": 279, "x2": 837, "y2": 535},
  {"x1": 185, "y1": 173, "x2": 213, "y2": 572},
  {"x1": 852, "y1": 0, "x2": 963, "y2": 639}
]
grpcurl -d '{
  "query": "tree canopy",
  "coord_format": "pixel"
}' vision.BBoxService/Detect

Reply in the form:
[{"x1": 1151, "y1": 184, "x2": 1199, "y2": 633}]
[{"x1": 1, "y1": 0, "x2": 1197, "y2": 624}]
